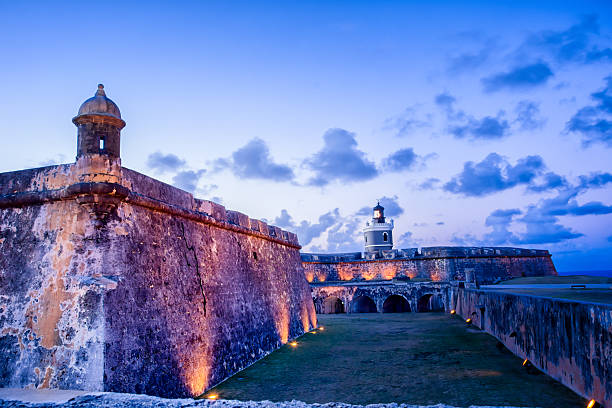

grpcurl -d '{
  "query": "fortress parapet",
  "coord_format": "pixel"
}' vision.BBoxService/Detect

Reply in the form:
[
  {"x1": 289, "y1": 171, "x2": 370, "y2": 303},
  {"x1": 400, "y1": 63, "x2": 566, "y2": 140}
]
[
  {"x1": 301, "y1": 246, "x2": 556, "y2": 284},
  {"x1": 0, "y1": 85, "x2": 314, "y2": 398}
]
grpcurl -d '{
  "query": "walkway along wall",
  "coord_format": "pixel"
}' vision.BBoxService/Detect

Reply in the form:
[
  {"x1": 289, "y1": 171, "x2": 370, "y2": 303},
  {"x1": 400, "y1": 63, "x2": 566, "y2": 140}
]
[
  {"x1": 0, "y1": 163, "x2": 316, "y2": 398},
  {"x1": 454, "y1": 289, "x2": 612, "y2": 407}
]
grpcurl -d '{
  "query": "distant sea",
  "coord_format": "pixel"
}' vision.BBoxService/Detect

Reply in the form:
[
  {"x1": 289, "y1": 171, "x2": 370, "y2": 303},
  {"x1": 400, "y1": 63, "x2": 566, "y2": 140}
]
[{"x1": 558, "y1": 270, "x2": 612, "y2": 277}]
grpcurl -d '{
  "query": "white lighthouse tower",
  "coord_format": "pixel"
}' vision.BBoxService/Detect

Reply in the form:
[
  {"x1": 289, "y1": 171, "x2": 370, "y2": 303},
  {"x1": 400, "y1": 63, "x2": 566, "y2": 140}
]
[{"x1": 363, "y1": 202, "x2": 394, "y2": 254}]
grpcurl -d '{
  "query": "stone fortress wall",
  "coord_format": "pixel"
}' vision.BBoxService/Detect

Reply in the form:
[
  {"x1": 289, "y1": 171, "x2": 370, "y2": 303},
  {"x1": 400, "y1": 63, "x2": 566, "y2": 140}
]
[
  {"x1": 453, "y1": 288, "x2": 612, "y2": 407},
  {"x1": 302, "y1": 247, "x2": 556, "y2": 285},
  {"x1": 0, "y1": 86, "x2": 316, "y2": 398}
]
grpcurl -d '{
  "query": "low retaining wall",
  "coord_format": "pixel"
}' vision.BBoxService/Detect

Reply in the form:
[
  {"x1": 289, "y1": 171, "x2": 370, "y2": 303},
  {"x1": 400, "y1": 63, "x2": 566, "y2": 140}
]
[{"x1": 454, "y1": 289, "x2": 612, "y2": 407}]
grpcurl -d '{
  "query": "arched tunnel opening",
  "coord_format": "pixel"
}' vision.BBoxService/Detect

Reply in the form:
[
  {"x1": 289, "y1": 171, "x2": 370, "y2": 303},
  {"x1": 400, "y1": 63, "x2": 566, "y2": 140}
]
[
  {"x1": 351, "y1": 295, "x2": 377, "y2": 313},
  {"x1": 417, "y1": 294, "x2": 445, "y2": 312},
  {"x1": 322, "y1": 296, "x2": 345, "y2": 314},
  {"x1": 382, "y1": 295, "x2": 411, "y2": 313}
]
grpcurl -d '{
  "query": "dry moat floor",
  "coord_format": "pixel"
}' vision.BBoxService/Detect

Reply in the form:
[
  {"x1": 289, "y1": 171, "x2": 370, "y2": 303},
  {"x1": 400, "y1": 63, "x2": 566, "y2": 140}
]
[{"x1": 205, "y1": 313, "x2": 587, "y2": 408}]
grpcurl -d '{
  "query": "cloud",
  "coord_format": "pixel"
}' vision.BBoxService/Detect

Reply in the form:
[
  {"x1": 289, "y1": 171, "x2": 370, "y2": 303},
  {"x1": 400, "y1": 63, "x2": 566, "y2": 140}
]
[
  {"x1": 305, "y1": 128, "x2": 378, "y2": 186},
  {"x1": 447, "y1": 46, "x2": 493, "y2": 74},
  {"x1": 480, "y1": 173, "x2": 612, "y2": 245},
  {"x1": 215, "y1": 138, "x2": 295, "y2": 182},
  {"x1": 449, "y1": 115, "x2": 510, "y2": 139},
  {"x1": 382, "y1": 148, "x2": 418, "y2": 172},
  {"x1": 325, "y1": 217, "x2": 362, "y2": 252},
  {"x1": 146, "y1": 151, "x2": 186, "y2": 173},
  {"x1": 443, "y1": 153, "x2": 546, "y2": 196},
  {"x1": 527, "y1": 172, "x2": 568, "y2": 192},
  {"x1": 481, "y1": 62, "x2": 553, "y2": 92},
  {"x1": 522, "y1": 15, "x2": 612, "y2": 64},
  {"x1": 383, "y1": 106, "x2": 431, "y2": 137},
  {"x1": 566, "y1": 76, "x2": 612, "y2": 147},
  {"x1": 274, "y1": 208, "x2": 340, "y2": 246},
  {"x1": 514, "y1": 101, "x2": 546, "y2": 131},
  {"x1": 172, "y1": 170, "x2": 206, "y2": 193},
  {"x1": 483, "y1": 208, "x2": 522, "y2": 244},
  {"x1": 418, "y1": 177, "x2": 440, "y2": 190},
  {"x1": 356, "y1": 196, "x2": 404, "y2": 218},
  {"x1": 435, "y1": 92, "x2": 514, "y2": 140}
]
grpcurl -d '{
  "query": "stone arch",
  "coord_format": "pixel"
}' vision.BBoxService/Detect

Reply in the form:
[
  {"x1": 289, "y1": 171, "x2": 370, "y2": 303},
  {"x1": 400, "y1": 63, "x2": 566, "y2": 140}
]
[
  {"x1": 382, "y1": 294, "x2": 411, "y2": 313},
  {"x1": 351, "y1": 295, "x2": 378, "y2": 313},
  {"x1": 417, "y1": 293, "x2": 444, "y2": 312},
  {"x1": 322, "y1": 296, "x2": 345, "y2": 314}
]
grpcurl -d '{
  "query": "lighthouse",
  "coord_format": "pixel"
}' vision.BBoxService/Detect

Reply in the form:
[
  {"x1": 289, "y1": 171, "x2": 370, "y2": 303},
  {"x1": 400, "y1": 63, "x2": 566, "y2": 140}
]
[{"x1": 363, "y1": 202, "x2": 394, "y2": 254}]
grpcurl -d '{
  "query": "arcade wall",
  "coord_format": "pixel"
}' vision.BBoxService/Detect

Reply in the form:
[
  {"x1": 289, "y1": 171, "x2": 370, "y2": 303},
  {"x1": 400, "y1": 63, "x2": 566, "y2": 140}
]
[
  {"x1": 0, "y1": 163, "x2": 316, "y2": 398},
  {"x1": 302, "y1": 251, "x2": 556, "y2": 284},
  {"x1": 454, "y1": 289, "x2": 612, "y2": 408}
]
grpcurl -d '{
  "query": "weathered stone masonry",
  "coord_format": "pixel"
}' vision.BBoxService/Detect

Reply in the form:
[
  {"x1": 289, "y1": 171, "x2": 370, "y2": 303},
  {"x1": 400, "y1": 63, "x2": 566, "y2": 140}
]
[
  {"x1": 0, "y1": 86, "x2": 316, "y2": 398},
  {"x1": 302, "y1": 247, "x2": 556, "y2": 285},
  {"x1": 453, "y1": 289, "x2": 612, "y2": 408}
]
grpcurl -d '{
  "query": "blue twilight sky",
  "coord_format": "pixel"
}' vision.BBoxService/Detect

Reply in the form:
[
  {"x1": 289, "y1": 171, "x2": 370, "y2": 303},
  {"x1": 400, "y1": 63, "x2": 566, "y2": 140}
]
[{"x1": 1, "y1": 1, "x2": 612, "y2": 272}]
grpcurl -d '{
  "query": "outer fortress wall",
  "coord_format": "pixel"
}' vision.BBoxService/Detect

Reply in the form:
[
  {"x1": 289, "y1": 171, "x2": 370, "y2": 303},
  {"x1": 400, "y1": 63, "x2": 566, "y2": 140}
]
[
  {"x1": 0, "y1": 163, "x2": 316, "y2": 398},
  {"x1": 302, "y1": 247, "x2": 556, "y2": 284},
  {"x1": 454, "y1": 289, "x2": 612, "y2": 407}
]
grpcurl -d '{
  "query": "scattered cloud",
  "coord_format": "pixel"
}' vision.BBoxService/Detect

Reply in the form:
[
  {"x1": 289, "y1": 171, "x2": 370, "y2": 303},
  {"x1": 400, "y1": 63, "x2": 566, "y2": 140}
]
[
  {"x1": 521, "y1": 15, "x2": 612, "y2": 65},
  {"x1": 527, "y1": 172, "x2": 568, "y2": 192},
  {"x1": 514, "y1": 100, "x2": 546, "y2": 131},
  {"x1": 171, "y1": 170, "x2": 206, "y2": 193},
  {"x1": 566, "y1": 76, "x2": 612, "y2": 147},
  {"x1": 418, "y1": 177, "x2": 440, "y2": 190},
  {"x1": 38, "y1": 154, "x2": 68, "y2": 167},
  {"x1": 447, "y1": 44, "x2": 494, "y2": 74},
  {"x1": 305, "y1": 128, "x2": 378, "y2": 186},
  {"x1": 274, "y1": 208, "x2": 340, "y2": 246},
  {"x1": 443, "y1": 153, "x2": 548, "y2": 196},
  {"x1": 479, "y1": 172, "x2": 612, "y2": 245},
  {"x1": 382, "y1": 148, "x2": 418, "y2": 172},
  {"x1": 436, "y1": 93, "x2": 548, "y2": 139},
  {"x1": 146, "y1": 151, "x2": 186, "y2": 173},
  {"x1": 383, "y1": 106, "x2": 431, "y2": 137},
  {"x1": 481, "y1": 62, "x2": 553, "y2": 93},
  {"x1": 356, "y1": 196, "x2": 404, "y2": 218},
  {"x1": 214, "y1": 138, "x2": 295, "y2": 182}
]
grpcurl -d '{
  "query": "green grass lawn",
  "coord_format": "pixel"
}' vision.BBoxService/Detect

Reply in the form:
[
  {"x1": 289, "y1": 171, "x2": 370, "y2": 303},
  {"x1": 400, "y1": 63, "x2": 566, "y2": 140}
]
[
  {"x1": 490, "y1": 288, "x2": 612, "y2": 304},
  {"x1": 498, "y1": 275, "x2": 612, "y2": 284},
  {"x1": 204, "y1": 314, "x2": 586, "y2": 407}
]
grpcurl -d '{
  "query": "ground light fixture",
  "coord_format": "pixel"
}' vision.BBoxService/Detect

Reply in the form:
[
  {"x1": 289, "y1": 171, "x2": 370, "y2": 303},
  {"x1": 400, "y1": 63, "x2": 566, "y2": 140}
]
[
  {"x1": 522, "y1": 359, "x2": 529, "y2": 366},
  {"x1": 587, "y1": 399, "x2": 599, "y2": 408},
  {"x1": 465, "y1": 318, "x2": 472, "y2": 324},
  {"x1": 206, "y1": 394, "x2": 219, "y2": 400},
  {"x1": 319, "y1": 326, "x2": 324, "y2": 331},
  {"x1": 289, "y1": 341, "x2": 298, "y2": 347},
  {"x1": 450, "y1": 309, "x2": 456, "y2": 314}
]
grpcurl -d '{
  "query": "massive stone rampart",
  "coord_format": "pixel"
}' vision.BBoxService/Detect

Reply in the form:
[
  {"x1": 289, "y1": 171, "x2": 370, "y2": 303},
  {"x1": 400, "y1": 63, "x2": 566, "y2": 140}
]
[
  {"x1": 301, "y1": 248, "x2": 556, "y2": 285},
  {"x1": 0, "y1": 163, "x2": 316, "y2": 398},
  {"x1": 453, "y1": 288, "x2": 612, "y2": 408}
]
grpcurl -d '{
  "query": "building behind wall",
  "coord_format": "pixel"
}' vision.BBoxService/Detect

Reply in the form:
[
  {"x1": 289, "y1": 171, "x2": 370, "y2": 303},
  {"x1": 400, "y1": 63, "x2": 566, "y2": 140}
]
[
  {"x1": 0, "y1": 85, "x2": 316, "y2": 398},
  {"x1": 302, "y1": 201, "x2": 557, "y2": 314}
]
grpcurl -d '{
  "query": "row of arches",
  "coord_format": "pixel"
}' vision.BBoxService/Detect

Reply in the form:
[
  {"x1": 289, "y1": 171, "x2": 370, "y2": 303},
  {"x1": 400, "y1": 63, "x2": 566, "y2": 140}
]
[{"x1": 320, "y1": 293, "x2": 445, "y2": 314}]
